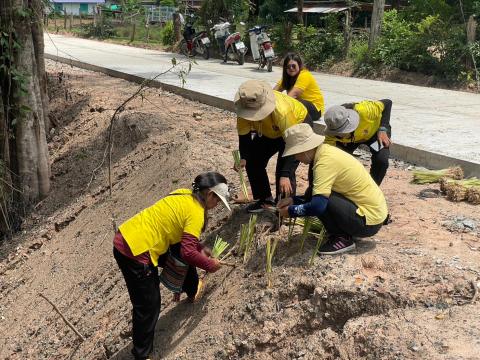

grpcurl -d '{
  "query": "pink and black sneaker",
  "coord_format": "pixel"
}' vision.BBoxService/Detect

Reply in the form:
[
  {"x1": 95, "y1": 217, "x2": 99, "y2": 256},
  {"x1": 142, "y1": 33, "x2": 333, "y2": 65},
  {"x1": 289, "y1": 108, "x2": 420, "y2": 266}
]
[{"x1": 318, "y1": 235, "x2": 356, "y2": 255}]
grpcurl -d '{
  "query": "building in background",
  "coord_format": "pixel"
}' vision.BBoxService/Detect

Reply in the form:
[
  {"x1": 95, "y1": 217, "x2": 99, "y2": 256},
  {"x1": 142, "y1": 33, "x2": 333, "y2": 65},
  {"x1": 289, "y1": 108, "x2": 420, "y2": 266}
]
[{"x1": 49, "y1": 0, "x2": 105, "y2": 15}]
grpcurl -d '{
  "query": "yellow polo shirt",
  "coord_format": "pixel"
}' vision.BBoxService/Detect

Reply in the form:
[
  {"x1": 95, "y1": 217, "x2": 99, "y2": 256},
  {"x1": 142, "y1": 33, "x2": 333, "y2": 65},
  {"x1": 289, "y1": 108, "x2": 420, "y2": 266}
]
[
  {"x1": 237, "y1": 91, "x2": 307, "y2": 139},
  {"x1": 118, "y1": 189, "x2": 205, "y2": 266},
  {"x1": 312, "y1": 144, "x2": 388, "y2": 225},
  {"x1": 276, "y1": 69, "x2": 325, "y2": 114},
  {"x1": 325, "y1": 100, "x2": 384, "y2": 145}
]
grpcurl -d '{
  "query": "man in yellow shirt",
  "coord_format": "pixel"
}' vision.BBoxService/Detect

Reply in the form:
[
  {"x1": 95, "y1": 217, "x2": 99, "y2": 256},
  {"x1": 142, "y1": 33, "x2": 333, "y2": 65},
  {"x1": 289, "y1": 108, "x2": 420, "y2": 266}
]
[
  {"x1": 323, "y1": 99, "x2": 393, "y2": 185},
  {"x1": 277, "y1": 124, "x2": 388, "y2": 255},
  {"x1": 274, "y1": 53, "x2": 325, "y2": 120},
  {"x1": 234, "y1": 79, "x2": 314, "y2": 213}
]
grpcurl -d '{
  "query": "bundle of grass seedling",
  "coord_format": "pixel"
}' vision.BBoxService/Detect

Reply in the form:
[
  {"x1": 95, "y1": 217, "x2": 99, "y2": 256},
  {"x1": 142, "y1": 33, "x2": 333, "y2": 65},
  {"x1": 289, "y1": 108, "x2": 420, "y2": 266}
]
[
  {"x1": 412, "y1": 166, "x2": 463, "y2": 184},
  {"x1": 232, "y1": 150, "x2": 249, "y2": 201},
  {"x1": 309, "y1": 225, "x2": 327, "y2": 266},
  {"x1": 211, "y1": 235, "x2": 229, "y2": 259},
  {"x1": 467, "y1": 186, "x2": 480, "y2": 205},
  {"x1": 441, "y1": 177, "x2": 480, "y2": 202},
  {"x1": 296, "y1": 217, "x2": 325, "y2": 252},
  {"x1": 238, "y1": 214, "x2": 257, "y2": 263},
  {"x1": 265, "y1": 237, "x2": 278, "y2": 288}
]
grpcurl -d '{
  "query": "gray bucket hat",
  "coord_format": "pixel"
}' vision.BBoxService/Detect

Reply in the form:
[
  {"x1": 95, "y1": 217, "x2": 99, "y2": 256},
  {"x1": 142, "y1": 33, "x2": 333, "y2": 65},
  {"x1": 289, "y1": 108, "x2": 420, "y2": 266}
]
[{"x1": 324, "y1": 105, "x2": 360, "y2": 136}]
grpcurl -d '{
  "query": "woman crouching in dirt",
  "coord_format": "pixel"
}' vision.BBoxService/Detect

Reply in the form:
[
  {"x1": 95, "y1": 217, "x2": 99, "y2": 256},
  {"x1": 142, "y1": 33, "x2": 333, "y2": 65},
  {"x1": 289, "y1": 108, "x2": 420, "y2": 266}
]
[
  {"x1": 113, "y1": 172, "x2": 231, "y2": 360},
  {"x1": 277, "y1": 124, "x2": 388, "y2": 255}
]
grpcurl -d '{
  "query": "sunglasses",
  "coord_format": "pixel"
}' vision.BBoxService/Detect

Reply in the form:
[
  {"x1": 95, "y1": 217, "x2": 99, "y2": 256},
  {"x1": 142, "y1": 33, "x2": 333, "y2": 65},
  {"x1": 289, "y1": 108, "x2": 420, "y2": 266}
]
[{"x1": 286, "y1": 64, "x2": 298, "y2": 69}]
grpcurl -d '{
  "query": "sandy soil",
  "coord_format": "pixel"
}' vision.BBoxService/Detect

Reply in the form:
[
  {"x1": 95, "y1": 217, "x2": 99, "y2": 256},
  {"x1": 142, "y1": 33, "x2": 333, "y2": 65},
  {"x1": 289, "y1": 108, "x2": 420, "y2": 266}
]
[{"x1": 0, "y1": 60, "x2": 479, "y2": 360}]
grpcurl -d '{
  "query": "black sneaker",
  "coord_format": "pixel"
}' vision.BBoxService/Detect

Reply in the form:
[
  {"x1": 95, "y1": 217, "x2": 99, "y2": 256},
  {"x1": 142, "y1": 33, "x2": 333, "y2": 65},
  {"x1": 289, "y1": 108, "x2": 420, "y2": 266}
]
[
  {"x1": 318, "y1": 235, "x2": 356, "y2": 255},
  {"x1": 246, "y1": 199, "x2": 275, "y2": 213}
]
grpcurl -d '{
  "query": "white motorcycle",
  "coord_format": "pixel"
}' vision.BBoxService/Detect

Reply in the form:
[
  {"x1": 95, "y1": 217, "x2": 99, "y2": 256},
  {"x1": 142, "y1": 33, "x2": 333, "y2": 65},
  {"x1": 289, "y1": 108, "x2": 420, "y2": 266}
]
[
  {"x1": 212, "y1": 21, "x2": 248, "y2": 65},
  {"x1": 248, "y1": 25, "x2": 275, "y2": 72}
]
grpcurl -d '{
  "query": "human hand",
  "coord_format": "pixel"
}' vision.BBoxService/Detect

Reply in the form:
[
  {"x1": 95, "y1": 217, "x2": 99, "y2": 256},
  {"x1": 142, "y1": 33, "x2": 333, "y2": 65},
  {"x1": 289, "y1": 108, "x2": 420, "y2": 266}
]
[
  {"x1": 279, "y1": 177, "x2": 293, "y2": 197},
  {"x1": 209, "y1": 258, "x2": 221, "y2": 273},
  {"x1": 277, "y1": 197, "x2": 293, "y2": 209},
  {"x1": 278, "y1": 206, "x2": 290, "y2": 218},
  {"x1": 377, "y1": 131, "x2": 391, "y2": 148},
  {"x1": 233, "y1": 159, "x2": 246, "y2": 172}
]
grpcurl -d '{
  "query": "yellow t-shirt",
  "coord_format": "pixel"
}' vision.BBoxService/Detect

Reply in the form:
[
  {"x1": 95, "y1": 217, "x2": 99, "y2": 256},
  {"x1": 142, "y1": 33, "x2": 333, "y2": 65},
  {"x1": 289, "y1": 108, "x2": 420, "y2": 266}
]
[
  {"x1": 237, "y1": 91, "x2": 307, "y2": 139},
  {"x1": 118, "y1": 189, "x2": 205, "y2": 266},
  {"x1": 312, "y1": 144, "x2": 388, "y2": 225},
  {"x1": 276, "y1": 69, "x2": 325, "y2": 114},
  {"x1": 325, "y1": 100, "x2": 384, "y2": 145}
]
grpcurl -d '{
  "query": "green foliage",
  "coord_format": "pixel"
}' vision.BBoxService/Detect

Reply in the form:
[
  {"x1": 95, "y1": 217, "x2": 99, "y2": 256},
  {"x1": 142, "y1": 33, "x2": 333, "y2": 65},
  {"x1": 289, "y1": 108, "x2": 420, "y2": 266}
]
[
  {"x1": 292, "y1": 25, "x2": 344, "y2": 68},
  {"x1": 75, "y1": 22, "x2": 115, "y2": 39},
  {"x1": 160, "y1": 20, "x2": 175, "y2": 46},
  {"x1": 160, "y1": 0, "x2": 176, "y2": 6},
  {"x1": 370, "y1": 10, "x2": 473, "y2": 82},
  {"x1": 259, "y1": 0, "x2": 296, "y2": 23}
]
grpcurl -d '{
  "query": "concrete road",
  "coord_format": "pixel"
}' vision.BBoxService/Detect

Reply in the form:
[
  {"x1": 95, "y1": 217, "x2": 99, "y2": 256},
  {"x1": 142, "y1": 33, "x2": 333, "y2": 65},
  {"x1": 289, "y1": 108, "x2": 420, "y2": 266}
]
[{"x1": 44, "y1": 33, "x2": 480, "y2": 172}]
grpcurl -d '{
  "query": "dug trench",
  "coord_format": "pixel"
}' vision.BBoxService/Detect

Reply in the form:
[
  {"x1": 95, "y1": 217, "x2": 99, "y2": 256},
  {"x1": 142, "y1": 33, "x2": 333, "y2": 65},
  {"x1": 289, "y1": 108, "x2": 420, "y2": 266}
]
[{"x1": 0, "y1": 60, "x2": 479, "y2": 360}]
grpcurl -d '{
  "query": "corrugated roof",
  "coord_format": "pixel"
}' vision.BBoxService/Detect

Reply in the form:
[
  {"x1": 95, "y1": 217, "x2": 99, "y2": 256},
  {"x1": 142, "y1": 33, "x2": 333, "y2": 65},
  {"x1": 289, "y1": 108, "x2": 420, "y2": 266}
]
[
  {"x1": 51, "y1": 0, "x2": 105, "y2": 3},
  {"x1": 285, "y1": 6, "x2": 349, "y2": 13}
]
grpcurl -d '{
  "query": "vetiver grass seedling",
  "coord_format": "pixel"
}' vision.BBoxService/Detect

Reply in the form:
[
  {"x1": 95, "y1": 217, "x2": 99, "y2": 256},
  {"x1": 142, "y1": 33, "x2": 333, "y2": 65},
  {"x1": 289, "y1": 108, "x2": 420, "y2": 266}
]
[
  {"x1": 242, "y1": 214, "x2": 257, "y2": 263},
  {"x1": 412, "y1": 166, "x2": 463, "y2": 184},
  {"x1": 266, "y1": 237, "x2": 278, "y2": 288},
  {"x1": 212, "y1": 235, "x2": 229, "y2": 259},
  {"x1": 232, "y1": 150, "x2": 249, "y2": 201}
]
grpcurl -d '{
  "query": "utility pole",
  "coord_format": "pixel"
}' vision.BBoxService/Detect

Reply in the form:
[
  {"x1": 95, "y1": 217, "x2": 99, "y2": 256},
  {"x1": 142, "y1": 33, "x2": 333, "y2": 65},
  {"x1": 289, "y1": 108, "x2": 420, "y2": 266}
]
[{"x1": 368, "y1": 0, "x2": 385, "y2": 50}]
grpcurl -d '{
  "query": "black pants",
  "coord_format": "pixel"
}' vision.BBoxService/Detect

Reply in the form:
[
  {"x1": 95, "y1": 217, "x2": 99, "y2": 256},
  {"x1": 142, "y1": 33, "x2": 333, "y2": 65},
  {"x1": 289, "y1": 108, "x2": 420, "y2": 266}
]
[
  {"x1": 114, "y1": 246, "x2": 199, "y2": 360},
  {"x1": 339, "y1": 99, "x2": 391, "y2": 185},
  {"x1": 245, "y1": 102, "x2": 315, "y2": 201},
  {"x1": 114, "y1": 248, "x2": 160, "y2": 360},
  {"x1": 318, "y1": 192, "x2": 383, "y2": 237},
  {"x1": 298, "y1": 99, "x2": 321, "y2": 121}
]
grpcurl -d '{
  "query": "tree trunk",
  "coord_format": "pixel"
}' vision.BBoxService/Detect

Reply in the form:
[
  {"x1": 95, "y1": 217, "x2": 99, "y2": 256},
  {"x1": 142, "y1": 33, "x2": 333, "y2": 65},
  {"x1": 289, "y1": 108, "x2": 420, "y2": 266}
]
[
  {"x1": 297, "y1": 0, "x2": 304, "y2": 25},
  {"x1": 0, "y1": 0, "x2": 50, "y2": 235},
  {"x1": 369, "y1": 0, "x2": 385, "y2": 50},
  {"x1": 343, "y1": 8, "x2": 352, "y2": 56},
  {"x1": 173, "y1": 13, "x2": 181, "y2": 43}
]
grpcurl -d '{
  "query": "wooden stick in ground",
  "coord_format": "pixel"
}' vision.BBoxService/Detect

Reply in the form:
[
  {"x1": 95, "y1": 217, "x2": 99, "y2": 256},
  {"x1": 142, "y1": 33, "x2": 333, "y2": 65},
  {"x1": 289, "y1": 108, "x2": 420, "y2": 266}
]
[{"x1": 39, "y1": 293, "x2": 86, "y2": 342}]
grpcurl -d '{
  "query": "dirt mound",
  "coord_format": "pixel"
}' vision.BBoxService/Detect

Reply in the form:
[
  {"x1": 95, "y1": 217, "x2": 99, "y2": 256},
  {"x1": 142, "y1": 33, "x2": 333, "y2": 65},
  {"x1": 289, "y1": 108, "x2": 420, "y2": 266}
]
[{"x1": 0, "y1": 61, "x2": 479, "y2": 360}]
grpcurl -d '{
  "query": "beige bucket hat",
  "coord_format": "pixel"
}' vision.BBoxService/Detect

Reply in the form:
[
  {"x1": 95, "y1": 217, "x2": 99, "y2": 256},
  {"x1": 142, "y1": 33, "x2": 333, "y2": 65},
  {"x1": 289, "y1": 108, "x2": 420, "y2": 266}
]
[
  {"x1": 324, "y1": 105, "x2": 360, "y2": 136},
  {"x1": 234, "y1": 80, "x2": 276, "y2": 121},
  {"x1": 283, "y1": 123, "x2": 325, "y2": 157}
]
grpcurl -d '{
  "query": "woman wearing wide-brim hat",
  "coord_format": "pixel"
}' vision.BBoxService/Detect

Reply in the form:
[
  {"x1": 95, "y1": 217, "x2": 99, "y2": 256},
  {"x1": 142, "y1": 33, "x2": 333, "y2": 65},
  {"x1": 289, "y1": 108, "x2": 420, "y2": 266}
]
[
  {"x1": 233, "y1": 79, "x2": 316, "y2": 213},
  {"x1": 277, "y1": 123, "x2": 388, "y2": 255},
  {"x1": 323, "y1": 99, "x2": 393, "y2": 185}
]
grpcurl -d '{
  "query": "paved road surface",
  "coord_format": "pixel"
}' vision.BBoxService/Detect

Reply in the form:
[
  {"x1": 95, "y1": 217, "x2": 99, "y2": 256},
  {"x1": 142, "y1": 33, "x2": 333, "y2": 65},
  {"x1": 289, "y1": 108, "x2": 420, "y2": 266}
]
[{"x1": 44, "y1": 33, "x2": 480, "y2": 171}]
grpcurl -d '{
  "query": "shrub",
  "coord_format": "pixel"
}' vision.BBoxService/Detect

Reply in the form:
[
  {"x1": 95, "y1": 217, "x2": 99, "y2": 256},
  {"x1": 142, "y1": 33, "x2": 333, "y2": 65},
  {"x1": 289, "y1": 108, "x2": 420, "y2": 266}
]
[
  {"x1": 75, "y1": 22, "x2": 115, "y2": 39},
  {"x1": 293, "y1": 25, "x2": 343, "y2": 68},
  {"x1": 160, "y1": 20, "x2": 175, "y2": 46}
]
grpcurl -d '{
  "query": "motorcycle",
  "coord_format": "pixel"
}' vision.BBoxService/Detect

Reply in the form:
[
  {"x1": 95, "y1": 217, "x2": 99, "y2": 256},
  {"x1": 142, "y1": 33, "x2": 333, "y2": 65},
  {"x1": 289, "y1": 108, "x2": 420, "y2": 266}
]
[
  {"x1": 212, "y1": 21, "x2": 247, "y2": 65},
  {"x1": 180, "y1": 23, "x2": 211, "y2": 59},
  {"x1": 248, "y1": 25, "x2": 275, "y2": 72}
]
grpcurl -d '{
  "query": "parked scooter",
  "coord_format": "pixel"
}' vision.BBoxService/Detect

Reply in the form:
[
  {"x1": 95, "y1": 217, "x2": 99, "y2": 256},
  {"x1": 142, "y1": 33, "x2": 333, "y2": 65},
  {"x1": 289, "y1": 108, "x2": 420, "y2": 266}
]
[
  {"x1": 180, "y1": 23, "x2": 211, "y2": 59},
  {"x1": 248, "y1": 25, "x2": 275, "y2": 72},
  {"x1": 212, "y1": 21, "x2": 247, "y2": 65}
]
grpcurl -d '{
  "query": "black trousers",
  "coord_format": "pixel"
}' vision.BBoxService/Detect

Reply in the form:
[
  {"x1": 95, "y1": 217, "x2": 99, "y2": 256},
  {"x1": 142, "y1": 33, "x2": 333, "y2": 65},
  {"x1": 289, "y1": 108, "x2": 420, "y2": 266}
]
[
  {"x1": 245, "y1": 101, "x2": 316, "y2": 201},
  {"x1": 114, "y1": 245, "x2": 199, "y2": 360},
  {"x1": 114, "y1": 248, "x2": 160, "y2": 360},
  {"x1": 318, "y1": 192, "x2": 383, "y2": 237}
]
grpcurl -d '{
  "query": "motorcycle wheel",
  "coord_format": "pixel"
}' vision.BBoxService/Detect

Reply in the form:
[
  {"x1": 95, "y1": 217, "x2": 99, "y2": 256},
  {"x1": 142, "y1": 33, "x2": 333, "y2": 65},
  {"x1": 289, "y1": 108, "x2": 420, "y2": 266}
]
[
  {"x1": 201, "y1": 45, "x2": 210, "y2": 60},
  {"x1": 179, "y1": 40, "x2": 189, "y2": 57},
  {"x1": 238, "y1": 52, "x2": 245, "y2": 65},
  {"x1": 267, "y1": 59, "x2": 273, "y2": 72}
]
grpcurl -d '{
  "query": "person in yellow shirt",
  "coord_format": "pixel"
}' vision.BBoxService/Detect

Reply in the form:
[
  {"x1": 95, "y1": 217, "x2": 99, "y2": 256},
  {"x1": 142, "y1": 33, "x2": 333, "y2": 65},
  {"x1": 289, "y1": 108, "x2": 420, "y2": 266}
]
[
  {"x1": 234, "y1": 79, "x2": 314, "y2": 213},
  {"x1": 274, "y1": 53, "x2": 325, "y2": 120},
  {"x1": 277, "y1": 124, "x2": 388, "y2": 255},
  {"x1": 323, "y1": 99, "x2": 393, "y2": 185},
  {"x1": 113, "y1": 172, "x2": 230, "y2": 360}
]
